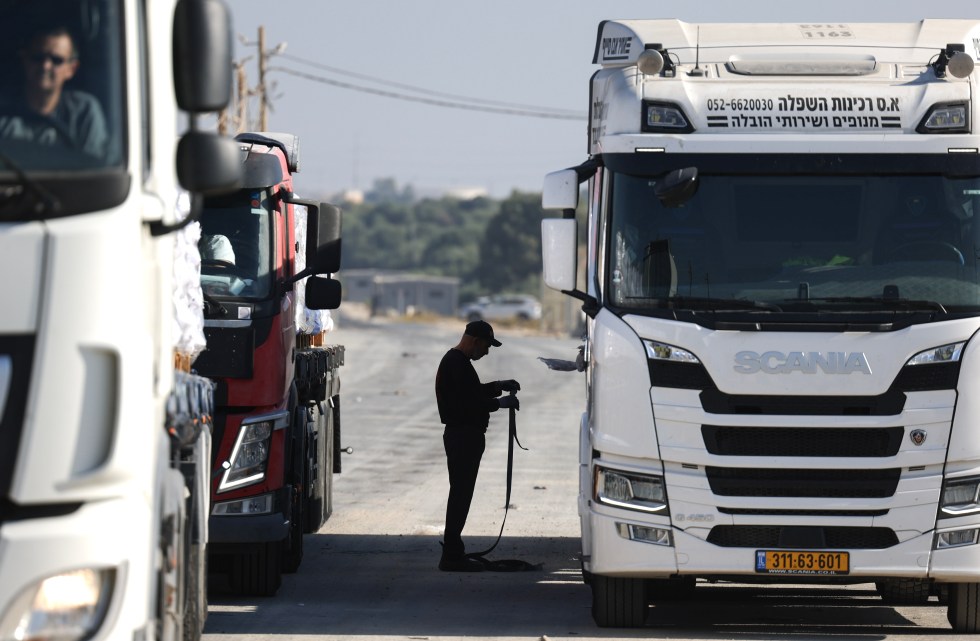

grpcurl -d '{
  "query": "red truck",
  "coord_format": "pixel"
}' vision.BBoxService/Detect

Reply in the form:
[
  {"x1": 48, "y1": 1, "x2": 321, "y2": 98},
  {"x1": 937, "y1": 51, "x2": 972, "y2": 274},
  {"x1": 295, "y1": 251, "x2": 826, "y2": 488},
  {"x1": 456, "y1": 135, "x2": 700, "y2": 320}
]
[{"x1": 193, "y1": 132, "x2": 345, "y2": 595}]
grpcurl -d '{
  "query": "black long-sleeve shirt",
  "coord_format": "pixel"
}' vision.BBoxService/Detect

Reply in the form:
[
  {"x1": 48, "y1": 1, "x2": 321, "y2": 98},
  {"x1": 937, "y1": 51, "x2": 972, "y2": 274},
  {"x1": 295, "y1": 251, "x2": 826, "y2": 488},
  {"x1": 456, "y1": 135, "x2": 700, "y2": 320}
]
[{"x1": 435, "y1": 348, "x2": 501, "y2": 431}]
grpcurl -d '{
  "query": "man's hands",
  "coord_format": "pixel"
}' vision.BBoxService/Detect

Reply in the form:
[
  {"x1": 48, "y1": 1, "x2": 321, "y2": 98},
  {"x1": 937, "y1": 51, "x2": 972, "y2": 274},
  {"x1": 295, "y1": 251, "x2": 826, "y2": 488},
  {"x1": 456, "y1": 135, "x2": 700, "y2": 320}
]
[
  {"x1": 498, "y1": 379, "x2": 521, "y2": 393},
  {"x1": 497, "y1": 395, "x2": 520, "y2": 411}
]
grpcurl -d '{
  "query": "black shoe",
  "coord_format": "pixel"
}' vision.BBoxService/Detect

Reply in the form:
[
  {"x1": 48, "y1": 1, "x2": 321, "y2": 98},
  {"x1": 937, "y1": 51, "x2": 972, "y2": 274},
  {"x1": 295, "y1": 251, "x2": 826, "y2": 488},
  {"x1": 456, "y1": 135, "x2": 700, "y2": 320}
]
[{"x1": 438, "y1": 555, "x2": 484, "y2": 572}]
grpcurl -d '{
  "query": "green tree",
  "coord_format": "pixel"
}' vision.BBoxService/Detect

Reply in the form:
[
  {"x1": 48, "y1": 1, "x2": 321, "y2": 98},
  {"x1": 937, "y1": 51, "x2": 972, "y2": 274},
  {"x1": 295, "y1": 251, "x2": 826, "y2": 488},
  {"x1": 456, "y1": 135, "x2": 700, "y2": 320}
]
[{"x1": 475, "y1": 191, "x2": 544, "y2": 295}]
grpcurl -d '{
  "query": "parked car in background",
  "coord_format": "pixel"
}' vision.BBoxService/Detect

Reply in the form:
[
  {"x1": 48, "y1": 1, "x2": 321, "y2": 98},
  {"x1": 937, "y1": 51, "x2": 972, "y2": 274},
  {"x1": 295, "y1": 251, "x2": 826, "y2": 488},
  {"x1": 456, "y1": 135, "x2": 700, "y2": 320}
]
[{"x1": 459, "y1": 294, "x2": 542, "y2": 322}]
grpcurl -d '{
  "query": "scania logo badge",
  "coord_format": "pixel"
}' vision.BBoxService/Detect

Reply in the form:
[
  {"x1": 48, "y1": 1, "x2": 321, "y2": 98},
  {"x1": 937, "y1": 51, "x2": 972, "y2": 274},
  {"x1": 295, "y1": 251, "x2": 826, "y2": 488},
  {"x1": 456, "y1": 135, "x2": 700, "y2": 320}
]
[{"x1": 910, "y1": 429, "x2": 927, "y2": 446}]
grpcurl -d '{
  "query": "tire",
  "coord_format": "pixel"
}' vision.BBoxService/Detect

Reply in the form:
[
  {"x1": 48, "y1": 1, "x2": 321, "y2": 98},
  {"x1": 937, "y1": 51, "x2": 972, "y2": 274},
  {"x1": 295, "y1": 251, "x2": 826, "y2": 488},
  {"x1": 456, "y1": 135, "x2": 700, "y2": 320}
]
[
  {"x1": 948, "y1": 583, "x2": 980, "y2": 633},
  {"x1": 229, "y1": 542, "x2": 282, "y2": 596},
  {"x1": 876, "y1": 578, "x2": 931, "y2": 605},
  {"x1": 282, "y1": 408, "x2": 308, "y2": 573},
  {"x1": 591, "y1": 575, "x2": 647, "y2": 628},
  {"x1": 182, "y1": 541, "x2": 203, "y2": 641},
  {"x1": 281, "y1": 489, "x2": 305, "y2": 574}
]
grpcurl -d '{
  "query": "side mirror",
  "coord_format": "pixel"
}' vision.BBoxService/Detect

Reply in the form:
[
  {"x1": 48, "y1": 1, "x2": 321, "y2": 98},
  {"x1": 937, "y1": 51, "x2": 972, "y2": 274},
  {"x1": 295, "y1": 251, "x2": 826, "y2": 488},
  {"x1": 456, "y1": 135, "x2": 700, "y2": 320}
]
[
  {"x1": 173, "y1": 0, "x2": 233, "y2": 113},
  {"x1": 542, "y1": 169, "x2": 580, "y2": 210},
  {"x1": 305, "y1": 277, "x2": 342, "y2": 310},
  {"x1": 655, "y1": 167, "x2": 699, "y2": 207},
  {"x1": 176, "y1": 131, "x2": 242, "y2": 195},
  {"x1": 542, "y1": 218, "x2": 578, "y2": 291},
  {"x1": 307, "y1": 202, "x2": 342, "y2": 274}
]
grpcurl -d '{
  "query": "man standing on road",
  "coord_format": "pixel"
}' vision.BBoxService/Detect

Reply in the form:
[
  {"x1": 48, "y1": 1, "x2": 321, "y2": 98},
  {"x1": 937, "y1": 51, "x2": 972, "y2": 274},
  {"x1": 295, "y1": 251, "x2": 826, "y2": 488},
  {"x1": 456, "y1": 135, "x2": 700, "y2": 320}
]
[{"x1": 435, "y1": 320, "x2": 520, "y2": 572}]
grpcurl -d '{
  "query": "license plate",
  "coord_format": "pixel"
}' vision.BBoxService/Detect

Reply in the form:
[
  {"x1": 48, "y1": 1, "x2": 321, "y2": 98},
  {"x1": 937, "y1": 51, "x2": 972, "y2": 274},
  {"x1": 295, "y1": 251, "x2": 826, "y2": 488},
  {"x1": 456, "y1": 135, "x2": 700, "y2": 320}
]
[{"x1": 755, "y1": 550, "x2": 850, "y2": 575}]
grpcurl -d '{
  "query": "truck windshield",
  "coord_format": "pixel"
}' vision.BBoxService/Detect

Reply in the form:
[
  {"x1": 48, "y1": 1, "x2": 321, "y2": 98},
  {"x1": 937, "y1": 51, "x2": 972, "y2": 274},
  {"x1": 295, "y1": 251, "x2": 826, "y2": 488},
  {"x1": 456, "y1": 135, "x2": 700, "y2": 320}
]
[
  {"x1": 199, "y1": 190, "x2": 274, "y2": 300},
  {"x1": 605, "y1": 153, "x2": 980, "y2": 318},
  {"x1": 0, "y1": 0, "x2": 124, "y2": 171}
]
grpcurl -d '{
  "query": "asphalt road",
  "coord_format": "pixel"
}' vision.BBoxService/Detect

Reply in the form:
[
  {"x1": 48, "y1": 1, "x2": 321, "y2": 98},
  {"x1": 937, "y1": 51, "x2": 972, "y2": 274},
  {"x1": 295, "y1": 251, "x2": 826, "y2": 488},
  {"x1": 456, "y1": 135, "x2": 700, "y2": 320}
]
[{"x1": 203, "y1": 314, "x2": 958, "y2": 641}]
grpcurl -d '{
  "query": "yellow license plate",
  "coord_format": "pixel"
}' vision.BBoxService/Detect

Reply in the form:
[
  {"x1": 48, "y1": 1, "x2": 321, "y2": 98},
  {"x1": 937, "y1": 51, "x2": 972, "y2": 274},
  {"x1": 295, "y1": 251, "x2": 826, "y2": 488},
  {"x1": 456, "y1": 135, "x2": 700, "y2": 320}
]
[{"x1": 755, "y1": 550, "x2": 849, "y2": 575}]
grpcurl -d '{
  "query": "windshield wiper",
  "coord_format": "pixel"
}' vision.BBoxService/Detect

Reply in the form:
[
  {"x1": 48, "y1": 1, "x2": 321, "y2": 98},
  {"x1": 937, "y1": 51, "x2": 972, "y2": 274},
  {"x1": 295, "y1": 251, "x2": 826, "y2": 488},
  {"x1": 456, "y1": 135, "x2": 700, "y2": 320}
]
[
  {"x1": 787, "y1": 296, "x2": 947, "y2": 314},
  {"x1": 0, "y1": 152, "x2": 61, "y2": 216},
  {"x1": 649, "y1": 296, "x2": 784, "y2": 312}
]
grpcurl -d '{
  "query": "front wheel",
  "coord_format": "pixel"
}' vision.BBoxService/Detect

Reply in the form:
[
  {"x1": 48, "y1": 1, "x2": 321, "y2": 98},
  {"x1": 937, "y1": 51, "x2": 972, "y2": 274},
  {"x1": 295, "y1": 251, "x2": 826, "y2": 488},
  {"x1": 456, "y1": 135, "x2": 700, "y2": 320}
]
[
  {"x1": 876, "y1": 578, "x2": 931, "y2": 605},
  {"x1": 948, "y1": 583, "x2": 980, "y2": 633},
  {"x1": 591, "y1": 575, "x2": 647, "y2": 628}
]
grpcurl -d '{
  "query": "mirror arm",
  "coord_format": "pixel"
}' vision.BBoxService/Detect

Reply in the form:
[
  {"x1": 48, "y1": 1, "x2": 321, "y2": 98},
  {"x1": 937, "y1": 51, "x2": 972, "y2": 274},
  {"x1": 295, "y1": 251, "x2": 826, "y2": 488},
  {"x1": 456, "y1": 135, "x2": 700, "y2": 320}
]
[
  {"x1": 149, "y1": 194, "x2": 201, "y2": 237},
  {"x1": 564, "y1": 289, "x2": 600, "y2": 318},
  {"x1": 280, "y1": 266, "x2": 318, "y2": 295}
]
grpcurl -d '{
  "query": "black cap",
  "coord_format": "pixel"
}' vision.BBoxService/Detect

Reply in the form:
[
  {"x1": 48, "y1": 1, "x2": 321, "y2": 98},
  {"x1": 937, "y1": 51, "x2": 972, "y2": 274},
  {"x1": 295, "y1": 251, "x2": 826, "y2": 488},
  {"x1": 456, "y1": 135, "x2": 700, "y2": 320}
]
[{"x1": 464, "y1": 320, "x2": 502, "y2": 347}]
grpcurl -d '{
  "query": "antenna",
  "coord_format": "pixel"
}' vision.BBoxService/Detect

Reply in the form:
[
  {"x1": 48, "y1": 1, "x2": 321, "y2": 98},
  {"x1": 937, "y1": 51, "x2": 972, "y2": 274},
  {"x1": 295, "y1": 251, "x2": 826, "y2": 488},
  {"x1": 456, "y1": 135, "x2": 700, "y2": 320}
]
[{"x1": 689, "y1": 26, "x2": 704, "y2": 77}]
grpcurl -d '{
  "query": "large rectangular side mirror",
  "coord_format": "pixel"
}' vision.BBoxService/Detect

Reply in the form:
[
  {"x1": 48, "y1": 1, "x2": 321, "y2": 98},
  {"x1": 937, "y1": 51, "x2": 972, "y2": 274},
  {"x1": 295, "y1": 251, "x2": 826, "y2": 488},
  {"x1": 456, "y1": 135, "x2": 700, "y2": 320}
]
[
  {"x1": 173, "y1": 0, "x2": 233, "y2": 113},
  {"x1": 542, "y1": 169, "x2": 580, "y2": 210},
  {"x1": 307, "y1": 202, "x2": 342, "y2": 274},
  {"x1": 542, "y1": 218, "x2": 577, "y2": 291}
]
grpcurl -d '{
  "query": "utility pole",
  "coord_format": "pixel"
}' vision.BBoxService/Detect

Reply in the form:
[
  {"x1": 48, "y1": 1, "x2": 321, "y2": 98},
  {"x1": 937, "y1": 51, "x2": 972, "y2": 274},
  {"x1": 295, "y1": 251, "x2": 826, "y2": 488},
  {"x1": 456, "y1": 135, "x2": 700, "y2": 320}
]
[
  {"x1": 257, "y1": 25, "x2": 268, "y2": 131},
  {"x1": 236, "y1": 60, "x2": 249, "y2": 134}
]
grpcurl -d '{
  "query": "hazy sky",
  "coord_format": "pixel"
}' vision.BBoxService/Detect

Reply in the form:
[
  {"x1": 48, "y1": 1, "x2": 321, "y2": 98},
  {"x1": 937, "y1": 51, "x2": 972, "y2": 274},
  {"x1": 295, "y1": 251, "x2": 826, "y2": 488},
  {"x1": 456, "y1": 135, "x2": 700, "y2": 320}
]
[{"x1": 228, "y1": 1, "x2": 980, "y2": 199}]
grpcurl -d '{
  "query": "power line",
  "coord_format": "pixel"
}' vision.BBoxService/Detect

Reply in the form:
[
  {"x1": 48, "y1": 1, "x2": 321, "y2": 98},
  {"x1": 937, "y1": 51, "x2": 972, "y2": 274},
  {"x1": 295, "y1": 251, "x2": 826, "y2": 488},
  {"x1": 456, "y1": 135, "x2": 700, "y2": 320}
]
[
  {"x1": 271, "y1": 66, "x2": 584, "y2": 120},
  {"x1": 278, "y1": 52, "x2": 584, "y2": 118}
]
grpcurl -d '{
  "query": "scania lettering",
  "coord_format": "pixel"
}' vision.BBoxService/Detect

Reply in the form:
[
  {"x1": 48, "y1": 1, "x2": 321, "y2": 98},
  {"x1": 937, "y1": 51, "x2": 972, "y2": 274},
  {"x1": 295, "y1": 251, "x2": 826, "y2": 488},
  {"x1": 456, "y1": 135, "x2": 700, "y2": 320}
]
[
  {"x1": 733, "y1": 351, "x2": 872, "y2": 375},
  {"x1": 541, "y1": 19, "x2": 980, "y2": 631}
]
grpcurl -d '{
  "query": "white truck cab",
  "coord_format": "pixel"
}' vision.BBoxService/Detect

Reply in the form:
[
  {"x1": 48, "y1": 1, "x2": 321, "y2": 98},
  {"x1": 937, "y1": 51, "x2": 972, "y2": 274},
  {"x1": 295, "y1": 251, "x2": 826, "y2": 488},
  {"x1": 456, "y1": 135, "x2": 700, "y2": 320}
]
[{"x1": 543, "y1": 19, "x2": 980, "y2": 631}]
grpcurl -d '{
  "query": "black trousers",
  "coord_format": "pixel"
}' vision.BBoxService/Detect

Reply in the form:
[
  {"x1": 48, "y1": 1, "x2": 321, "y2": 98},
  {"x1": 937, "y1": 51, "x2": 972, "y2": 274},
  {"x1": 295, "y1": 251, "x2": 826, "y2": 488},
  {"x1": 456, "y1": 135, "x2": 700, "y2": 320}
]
[{"x1": 442, "y1": 427, "x2": 486, "y2": 557}]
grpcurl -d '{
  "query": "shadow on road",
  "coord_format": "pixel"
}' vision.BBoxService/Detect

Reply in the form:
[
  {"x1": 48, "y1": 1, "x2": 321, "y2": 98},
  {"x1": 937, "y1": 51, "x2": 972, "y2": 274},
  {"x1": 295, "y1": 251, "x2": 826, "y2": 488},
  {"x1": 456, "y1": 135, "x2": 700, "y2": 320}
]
[{"x1": 206, "y1": 532, "x2": 951, "y2": 639}]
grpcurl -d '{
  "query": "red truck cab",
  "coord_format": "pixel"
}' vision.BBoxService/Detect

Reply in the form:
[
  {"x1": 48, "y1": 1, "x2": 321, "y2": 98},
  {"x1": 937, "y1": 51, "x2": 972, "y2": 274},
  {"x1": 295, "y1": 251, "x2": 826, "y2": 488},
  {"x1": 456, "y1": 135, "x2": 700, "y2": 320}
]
[{"x1": 194, "y1": 132, "x2": 343, "y2": 595}]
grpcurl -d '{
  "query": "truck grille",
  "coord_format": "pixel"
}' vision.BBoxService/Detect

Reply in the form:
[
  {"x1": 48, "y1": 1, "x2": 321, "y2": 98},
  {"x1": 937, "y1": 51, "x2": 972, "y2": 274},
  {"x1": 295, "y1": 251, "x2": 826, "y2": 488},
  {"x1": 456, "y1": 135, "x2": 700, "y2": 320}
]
[
  {"x1": 701, "y1": 425, "x2": 904, "y2": 457},
  {"x1": 718, "y1": 507, "x2": 888, "y2": 517},
  {"x1": 707, "y1": 525, "x2": 899, "y2": 549},
  {"x1": 700, "y1": 388, "x2": 906, "y2": 415},
  {"x1": 705, "y1": 467, "x2": 901, "y2": 498}
]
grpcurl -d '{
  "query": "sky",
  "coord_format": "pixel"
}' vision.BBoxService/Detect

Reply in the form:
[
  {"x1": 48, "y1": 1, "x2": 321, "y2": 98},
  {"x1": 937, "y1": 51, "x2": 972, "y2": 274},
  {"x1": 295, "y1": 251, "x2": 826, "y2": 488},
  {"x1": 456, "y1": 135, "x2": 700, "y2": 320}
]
[{"x1": 227, "y1": 0, "x2": 980, "y2": 200}]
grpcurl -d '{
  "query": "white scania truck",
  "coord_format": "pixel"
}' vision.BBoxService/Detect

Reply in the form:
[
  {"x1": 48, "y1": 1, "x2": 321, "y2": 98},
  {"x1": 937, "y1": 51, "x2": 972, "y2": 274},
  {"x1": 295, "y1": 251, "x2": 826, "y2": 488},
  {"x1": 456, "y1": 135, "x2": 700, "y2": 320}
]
[{"x1": 542, "y1": 19, "x2": 980, "y2": 631}]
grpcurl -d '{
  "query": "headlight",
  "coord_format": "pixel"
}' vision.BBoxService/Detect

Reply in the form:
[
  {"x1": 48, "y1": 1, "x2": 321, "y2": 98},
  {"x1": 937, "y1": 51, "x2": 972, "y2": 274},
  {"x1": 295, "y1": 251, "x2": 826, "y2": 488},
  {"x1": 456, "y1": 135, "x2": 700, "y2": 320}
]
[
  {"x1": 906, "y1": 342, "x2": 964, "y2": 365},
  {"x1": 940, "y1": 476, "x2": 980, "y2": 517},
  {"x1": 643, "y1": 340, "x2": 700, "y2": 364},
  {"x1": 642, "y1": 101, "x2": 694, "y2": 133},
  {"x1": 595, "y1": 466, "x2": 668, "y2": 513},
  {"x1": 917, "y1": 103, "x2": 969, "y2": 134},
  {"x1": 0, "y1": 569, "x2": 115, "y2": 641},
  {"x1": 218, "y1": 414, "x2": 284, "y2": 492}
]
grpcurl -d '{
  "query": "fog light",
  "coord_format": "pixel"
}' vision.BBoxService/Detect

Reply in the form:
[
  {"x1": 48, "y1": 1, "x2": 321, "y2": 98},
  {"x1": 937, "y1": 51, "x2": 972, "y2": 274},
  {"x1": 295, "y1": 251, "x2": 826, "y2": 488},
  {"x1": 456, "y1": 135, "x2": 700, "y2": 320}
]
[
  {"x1": 212, "y1": 493, "x2": 274, "y2": 516},
  {"x1": 616, "y1": 522, "x2": 672, "y2": 546},
  {"x1": 936, "y1": 529, "x2": 979, "y2": 549}
]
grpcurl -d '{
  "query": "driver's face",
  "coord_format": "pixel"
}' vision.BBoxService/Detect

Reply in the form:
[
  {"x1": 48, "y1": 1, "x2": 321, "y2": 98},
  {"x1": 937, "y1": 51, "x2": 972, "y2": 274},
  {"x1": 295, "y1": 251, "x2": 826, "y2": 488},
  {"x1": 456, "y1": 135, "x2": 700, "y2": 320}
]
[{"x1": 23, "y1": 34, "x2": 78, "y2": 95}]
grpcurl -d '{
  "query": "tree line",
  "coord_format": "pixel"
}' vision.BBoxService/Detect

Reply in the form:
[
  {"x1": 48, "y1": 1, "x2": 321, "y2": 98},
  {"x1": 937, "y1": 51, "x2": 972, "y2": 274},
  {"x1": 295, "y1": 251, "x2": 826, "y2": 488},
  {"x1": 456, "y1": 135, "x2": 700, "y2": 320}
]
[{"x1": 337, "y1": 178, "x2": 552, "y2": 303}]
